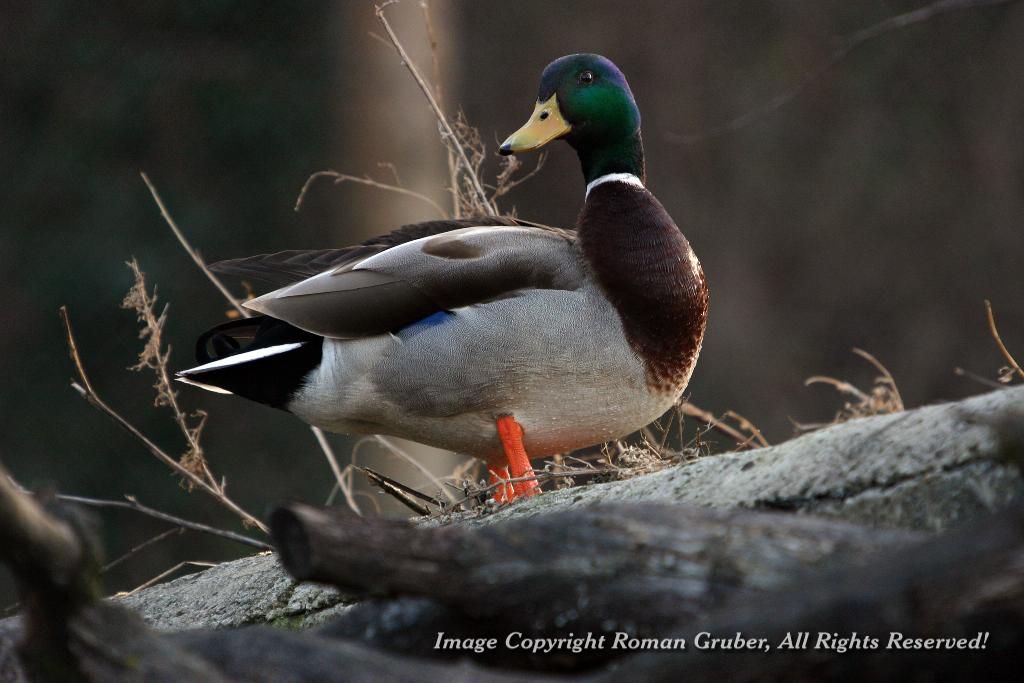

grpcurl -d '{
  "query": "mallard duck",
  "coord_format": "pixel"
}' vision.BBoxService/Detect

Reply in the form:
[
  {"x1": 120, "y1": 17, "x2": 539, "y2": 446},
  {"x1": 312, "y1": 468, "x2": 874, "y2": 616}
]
[{"x1": 179, "y1": 54, "x2": 709, "y2": 502}]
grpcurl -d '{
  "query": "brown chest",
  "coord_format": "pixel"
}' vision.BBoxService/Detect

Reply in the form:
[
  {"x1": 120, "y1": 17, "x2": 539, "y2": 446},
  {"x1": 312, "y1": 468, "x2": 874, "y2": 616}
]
[{"x1": 578, "y1": 183, "x2": 709, "y2": 393}]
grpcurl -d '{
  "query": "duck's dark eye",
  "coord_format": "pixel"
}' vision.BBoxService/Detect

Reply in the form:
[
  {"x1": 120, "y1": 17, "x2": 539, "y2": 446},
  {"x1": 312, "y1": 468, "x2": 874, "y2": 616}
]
[{"x1": 579, "y1": 70, "x2": 594, "y2": 85}]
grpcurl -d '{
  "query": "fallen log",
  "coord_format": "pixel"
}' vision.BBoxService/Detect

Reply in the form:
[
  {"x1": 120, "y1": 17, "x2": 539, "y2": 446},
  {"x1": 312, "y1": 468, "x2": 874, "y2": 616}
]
[
  {"x1": 607, "y1": 500, "x2": 1024, "y2": 682},
  {"x1": 4, "y1": 388, "x2": 1023, "y2": 679},
  {"x1": 3, "y1": 459, "x2": 1023, "y2": 680},
  {"x1": 175, "y1": 498, "x2": 1024, "y2": 680},
  {"x1": 270, "y1": 501, "x2": 918, "y2": 669},
  {"x1": 0, "y1": 464, "x2": 230, "y2": 683},
  {"x1": 172, "y1": 626, "x2": 538, "y2": 683}
]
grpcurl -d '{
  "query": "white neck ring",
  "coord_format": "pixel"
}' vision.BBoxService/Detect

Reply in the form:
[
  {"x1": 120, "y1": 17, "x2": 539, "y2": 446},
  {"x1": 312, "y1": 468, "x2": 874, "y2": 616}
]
[{"x1": 585, "y1": 173, "x2": 644, "y2": 199}]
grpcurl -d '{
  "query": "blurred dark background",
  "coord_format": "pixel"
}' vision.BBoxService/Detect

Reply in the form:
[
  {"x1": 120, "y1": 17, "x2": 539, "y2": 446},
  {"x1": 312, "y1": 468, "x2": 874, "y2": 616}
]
[{"x1": 2, "y1": 0, "x2": 1022, "y2": 605}]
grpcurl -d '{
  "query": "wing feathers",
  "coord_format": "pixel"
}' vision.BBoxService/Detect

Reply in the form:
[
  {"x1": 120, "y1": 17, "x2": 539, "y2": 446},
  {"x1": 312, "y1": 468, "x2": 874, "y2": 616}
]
[
  {"x1": 209, "y1": 216, "x2": 544, "y2": 286},
  {"x1": 210, "y1": 249, "x2": 355, "y2": 286},
  {"x1": 244, "y1": 271, "x2": 438, "y2": 338},
  {"x1": 210, "y1": 217, "x2": 579, "y2": 339}
]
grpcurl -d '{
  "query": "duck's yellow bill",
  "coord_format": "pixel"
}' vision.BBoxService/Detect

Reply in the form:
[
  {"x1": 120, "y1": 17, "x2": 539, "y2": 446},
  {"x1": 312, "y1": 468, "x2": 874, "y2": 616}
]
[{"x1": 499, "y1": 94, "x2": 570, "y2": 155}]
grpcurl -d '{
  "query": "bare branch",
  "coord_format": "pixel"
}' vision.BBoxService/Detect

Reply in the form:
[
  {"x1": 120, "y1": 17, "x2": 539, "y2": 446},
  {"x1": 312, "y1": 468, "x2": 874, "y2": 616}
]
[
  {"x1": 57, "y1": 492, "x2": 271, "y2": 551},
  {"x1": 102, "y1": 528, "x2": 182, "y2": 573},
  {"x1": 140, "y1": 171, "x2": 246, "y2": 314},
  {"x1": 670, "y1": 0, "x2": 1021, "y2": 144},
  {"x1": 293, "y1": 170, "x2": 449, "y2": 218},
  {"x1": 491, "y1": 152, "x2": 547, "y2": 200},
  {"x1": 140, "y1": 173, "x2": 356, "y2": 514},
  {"x1": 358, "y1": 467, "x2": 436, "y2": 516},
  {"x1": 60, "y1": 306, "x2": 269, "y2": 534},
  {"x1": 677, "y1": 400, "x2": 759, "y2": 449},
  {"x1": 985, "y1": 299, "x2": 1024, "y2": 382},
  {"x1": 120, "y1": 560, "x2": 218, "y2": 596},
  {"x1": 373, "y1": 435, "x2": 459, "y2": 503},
  {"x1": 374, "y1": 1, "x2": 497, "y2": 215}
]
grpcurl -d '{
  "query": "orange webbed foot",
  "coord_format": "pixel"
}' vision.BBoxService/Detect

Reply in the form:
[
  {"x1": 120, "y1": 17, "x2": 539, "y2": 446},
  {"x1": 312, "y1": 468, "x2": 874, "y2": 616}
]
[
  {"x1": 494, "y1": 415, "x2": 540, "y2": 501},
  {"x1": 487, "y1": 466, "x2": 515, "y2": 503}
]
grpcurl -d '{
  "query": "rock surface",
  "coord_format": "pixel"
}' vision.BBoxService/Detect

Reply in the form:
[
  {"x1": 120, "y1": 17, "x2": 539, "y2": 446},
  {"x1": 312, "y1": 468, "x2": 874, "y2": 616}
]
[
  {"x1": 452, "y1": 385, "x2": 1024, "y2": 531},
  {"x1": 113, "y1": 553, "x2": 349, "y2": 631}
]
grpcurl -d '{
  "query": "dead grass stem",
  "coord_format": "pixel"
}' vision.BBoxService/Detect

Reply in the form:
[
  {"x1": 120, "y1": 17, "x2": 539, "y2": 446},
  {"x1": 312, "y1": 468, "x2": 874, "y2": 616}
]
[
  {"x1": 374, "y1": 0, "x2": 496, "y2": 214},
  {"x1": 140, "y1": 172, "x2": 359, "y2": 515},
  {"x1": 119, "y1": 560, "x2": 218, "y2": 597},
  {"x1": 122, "y1": 259, "x2": 210, "y2": 482},
  {"x1": 985, "y1": 299, "x2": 1024, "y2": 383},
  {"x1": 294, "y1": 170, "x2": 449, "y2": 217},
  {"x1": 799, "y1": 347, "x2": 904, "y2": 431},
  {"x1": 60, "y1": 306, "x2": 269, "y2": 533},
  {"x1": 43, "y1": 488, "x2": 269, "y2": 550},
  {"x1": 677, "y1": 400, "x2": 767, "y2": 449}
]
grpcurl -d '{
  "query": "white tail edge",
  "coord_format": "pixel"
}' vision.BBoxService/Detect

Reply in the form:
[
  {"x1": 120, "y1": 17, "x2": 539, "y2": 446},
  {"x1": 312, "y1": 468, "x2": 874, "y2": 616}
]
[{"x1": 178, "y1": 342, "x2": 305, "y2": 375}]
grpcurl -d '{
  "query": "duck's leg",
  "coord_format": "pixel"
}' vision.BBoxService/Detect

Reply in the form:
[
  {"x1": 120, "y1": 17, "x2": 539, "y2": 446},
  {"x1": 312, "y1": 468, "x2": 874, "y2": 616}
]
[
  {"x1": 487, "y1": 466, "x2": 513, "y2": 503},
  {"x1": 495, "y1": 415, "x2": 540, "y2": 499}
]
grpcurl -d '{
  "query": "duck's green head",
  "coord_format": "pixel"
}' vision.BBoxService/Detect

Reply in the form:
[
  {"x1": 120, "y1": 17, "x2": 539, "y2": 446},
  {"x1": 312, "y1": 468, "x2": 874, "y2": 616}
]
[{"x1": 500, "y1": 54, "x2": 644, "y2": 184}]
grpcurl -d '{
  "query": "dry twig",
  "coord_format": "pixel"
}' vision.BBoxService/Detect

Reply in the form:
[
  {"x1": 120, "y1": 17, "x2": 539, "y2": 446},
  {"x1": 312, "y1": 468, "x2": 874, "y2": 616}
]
[
  {"x1": 433, "y1": 459, "x2": 693, "y2": 518},
  {"x1": 358, "y1": 467, "x2": 438, "y2": 516},
  {"x1": 361, "y1": 441, "x2": 694, "y2": 519},
  {"x1": 800, "y1": 347, "x2": 904, "y2": 431},
  {"x1": 373, "y1": 435, "x2": 458, "y2": 502},
  {"x1": 140, "y1": 172, "x2": 359, "y2": 515},
  {"x1": 954, "y1": 366, "x2": 1007, "y2": 390},
  {"x1": 418, "y1": 0, "x2": 460, "y2": 212},
  {"x1": 985, "y1": 299, "x2": 1024, "y2": 382},
  {"x1": 374, "y1": 0, "x2": 496, "y2": 215},
  {"x1": 120, "y1": 560, "x2": 218, "y2": 596},
  {"x1": 56, "y1": 492, "x2": 270, "y2": 551},
  {"x1": 7, "y1": 474, "x2": 269, "y2": 551},
  {"x1": 677, "y1": 400, "x2": 763, "y2": 449},
  {"x1": 102, "y1": 528, "x2": 183, "y2": 573},
  {"x1": 141, "y1": 172, "x2": 245, "y2": 313},
  {"x1": 122, "y1": 259, "x2": 210, "y2": 482},
  {"x1": 60, "y1": 306, "x2": 269, "y2": 534},
  {"x1": 723, "y1": 410, "x2": 771, "y2": 449},
  {"x1": 491, "y1": 152, "x2": 547, "y2": 200},
  {"x1": 294, "y1": 170, "x2": 449, "y2": 217}
]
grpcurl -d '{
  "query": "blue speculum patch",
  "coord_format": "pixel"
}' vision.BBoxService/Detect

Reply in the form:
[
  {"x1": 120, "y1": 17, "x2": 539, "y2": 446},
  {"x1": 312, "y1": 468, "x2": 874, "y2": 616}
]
[{"x1": 401, "y1": 310, "x2": 451, "y2": 336}]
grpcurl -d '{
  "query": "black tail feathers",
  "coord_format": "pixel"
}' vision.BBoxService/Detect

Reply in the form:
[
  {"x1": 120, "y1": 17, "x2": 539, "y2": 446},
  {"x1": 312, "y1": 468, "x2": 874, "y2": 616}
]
[{"x1": 180, "y1": 316, "x2": 322, "y2": 409}]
